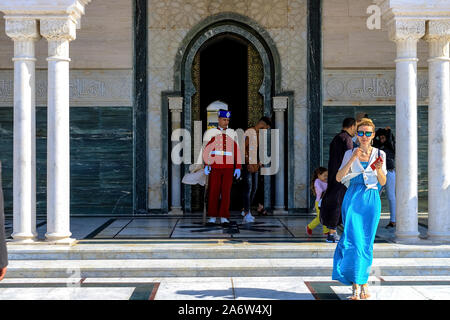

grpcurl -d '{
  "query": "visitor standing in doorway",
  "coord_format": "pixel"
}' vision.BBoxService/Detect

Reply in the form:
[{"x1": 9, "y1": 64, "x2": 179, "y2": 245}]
[
  {"x1": 320, "y1": 118, "x2": 357, "y2": 243},
  {"x1": 241, "y1": 117, "x2": 272, "y2": 223}
]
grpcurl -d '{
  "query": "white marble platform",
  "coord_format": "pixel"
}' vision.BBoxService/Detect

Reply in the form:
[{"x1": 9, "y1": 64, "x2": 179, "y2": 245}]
[
  {"x1": 0, "y1": 276, "x2": 449, "y2": 300},
  {"x1": 4, "y1": 214, "x2": 422, "y2": 242}
]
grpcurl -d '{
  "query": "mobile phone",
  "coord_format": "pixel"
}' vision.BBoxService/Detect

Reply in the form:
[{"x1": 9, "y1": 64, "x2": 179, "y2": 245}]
[{"x1": 370, "y1": 156, "x2": 383, "y2": 170}]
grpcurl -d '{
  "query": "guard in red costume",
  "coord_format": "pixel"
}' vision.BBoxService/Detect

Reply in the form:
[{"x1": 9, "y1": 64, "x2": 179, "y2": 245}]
[{"x1": 203, "y1": 110, "x2": 241, "y2": 226}]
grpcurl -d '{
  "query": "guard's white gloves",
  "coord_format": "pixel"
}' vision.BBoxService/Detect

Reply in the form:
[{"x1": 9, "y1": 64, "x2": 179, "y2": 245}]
[
  {"x1": 234, "y1": 169, "x2": 241, "y2": 179},
  {"x1": 204, "y1": 166, "x2": 211, "y2": 176}
]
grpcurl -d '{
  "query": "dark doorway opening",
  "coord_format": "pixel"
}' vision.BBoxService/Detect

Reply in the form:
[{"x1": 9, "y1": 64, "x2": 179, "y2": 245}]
[
  {"x1": 199, "y1": 35, "x2": 249, "y2": 132},
  {"x1": 198, "y1": 35, "x2": 248, "y2": 211}
]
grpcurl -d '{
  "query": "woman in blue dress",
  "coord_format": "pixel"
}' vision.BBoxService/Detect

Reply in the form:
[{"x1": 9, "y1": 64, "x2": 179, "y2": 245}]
[{"x1": 334, "y1": 118, "x2": 387, "y2": 300}]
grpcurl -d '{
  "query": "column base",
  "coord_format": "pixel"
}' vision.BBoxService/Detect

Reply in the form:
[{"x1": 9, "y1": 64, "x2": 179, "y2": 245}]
[
  {"x1": 45, "y1": 233, "x2": 76, "y2": 245},
  {"x1": 272, "y1": 208, "x2": 287, "y2": 215},
  {"x1": 168, "y1": 207, "x2": 183, "y2": 216},
  {"x1": 10, "y1": 233, "x2": 37, "y2": 243},
  {"x1": 394, "y1": 231, "x2": 421, "y2": 244},
  {"x1": 427, "y1": 232, "x2": 450, "y2": 244}
]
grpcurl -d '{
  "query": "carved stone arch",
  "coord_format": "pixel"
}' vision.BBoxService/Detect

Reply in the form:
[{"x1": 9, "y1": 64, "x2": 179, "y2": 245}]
[
  {"x1": 174, "y1": 12, "x2": 282, "y2": 94},
  {"x1": 173, "y1": 13, "x2": 282, "y2": 212}
]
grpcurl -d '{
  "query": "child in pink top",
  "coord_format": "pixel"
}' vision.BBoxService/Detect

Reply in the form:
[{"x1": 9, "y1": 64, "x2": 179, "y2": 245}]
[{"x1": 306, "y1": 167, "x2": 330, "y2": 236}]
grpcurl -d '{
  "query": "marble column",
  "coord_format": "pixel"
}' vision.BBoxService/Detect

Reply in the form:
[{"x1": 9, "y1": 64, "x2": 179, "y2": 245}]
[
  {"x1": 168, "y1": 97, "x2": 183, "y2": 215},
  {"x1": 424, "y1": 20, "x2": 450, "y2": 243},
  {"x1": 40, "y1": 18, "x2": 77, "y2": 244},
  {"x1": 5, "y1": 19, "x2": 40, "y2": 243},
  {"x1": 388, "y1": 19, "x2": 425, "y2": 243},
  {"x1": 273, "y1": 97, "x2": 287, "y2": 214}
]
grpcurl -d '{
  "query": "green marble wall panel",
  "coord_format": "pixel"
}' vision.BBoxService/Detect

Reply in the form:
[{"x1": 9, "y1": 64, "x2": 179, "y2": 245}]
[
  {"x1": 0, "y1": 107, "x2": 133, "y2": 216},
  {"x1": 322, "y1": 105, "x2": 428, "y2": 212}
]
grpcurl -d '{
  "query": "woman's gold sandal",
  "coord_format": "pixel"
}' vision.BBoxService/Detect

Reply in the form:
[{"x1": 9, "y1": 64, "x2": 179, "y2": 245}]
[
  {"x1": 350, "y1": 284, "x2": 360, "y2": 300},
  {"x1": 360, "y1": 284, "x2": 371, "y2": 299}
]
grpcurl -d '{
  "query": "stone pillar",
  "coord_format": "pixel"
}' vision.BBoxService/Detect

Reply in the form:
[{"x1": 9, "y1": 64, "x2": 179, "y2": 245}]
[
  {"x1": 40, "y1": 18, "x2": 77, "y2": 244},
  {"x1": 388, "y1": 19, "x2": 425, "y2": 243},
  {"x1": 424, "y1": 20, "x2": 450, "y2": 242},
  {"x1": 273, "y1": 97, "x2": 287, "y2": 214},
  {"x1": 5, "y1": 19, "x2": 40, "y2": 243},
  {"x1": 168, "y1": 97, "x2": 183, "y2": 215}
]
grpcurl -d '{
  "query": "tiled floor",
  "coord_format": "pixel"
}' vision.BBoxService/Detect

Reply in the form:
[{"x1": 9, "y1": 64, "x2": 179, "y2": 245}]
[
  {"x1": 0, "y1": 276, "x2": 448, "y2": 300},
  {"x1": 6, "y1": 212, "x2": 428, "y2": 242}
]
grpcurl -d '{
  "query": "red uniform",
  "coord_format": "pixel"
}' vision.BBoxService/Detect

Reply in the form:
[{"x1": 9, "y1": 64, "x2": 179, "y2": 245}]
[{"x1": 203, "y1": 130, "x2": 242, "y2": 218}]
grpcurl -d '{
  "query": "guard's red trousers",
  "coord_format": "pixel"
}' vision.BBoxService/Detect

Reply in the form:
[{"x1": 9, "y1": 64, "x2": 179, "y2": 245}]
[{"x1": 207, "y1": 168, "x2": 234, "y2": 218}]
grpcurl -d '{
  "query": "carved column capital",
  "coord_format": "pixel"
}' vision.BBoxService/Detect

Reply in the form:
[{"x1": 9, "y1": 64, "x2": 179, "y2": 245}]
[
  {"x1": 425, "y1": 20, "x2": 450, "y2": 40},
  {"x1": 388, "y1": 19, "x2": 425, "y2": 62},
  {"x1": 5, "y1": 18, "x2": 40, "y2": 41},
  {"x1": 424, "y1": 20, "x2": 450, "y2": 60},
  {"x1": 388, "y1": 19, "x2": 425, "y2": 42},
  {"x1": 40, "y1": 18, "x2": 77, "y2": 41},
  {"x1": 273, "y1": 96, "x2": 288, "y2": 112},
  {"x1": 168, "y1": 97, "x2": 183, "y2": 112},
  {"x1": 40, "y1": 18, "x2": 77, "y2": 62}
]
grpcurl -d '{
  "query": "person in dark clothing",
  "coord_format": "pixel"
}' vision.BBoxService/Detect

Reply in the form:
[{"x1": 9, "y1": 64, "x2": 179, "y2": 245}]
[
  {"x1": 0, "y1": 162, "x2": 7, "y2": 281},
  {"x1": 320, "y1": 118, "x2": 357, "y2": 243},
  {"x1": 240, "y1": 116, "x2": 272, "y2": 223},
  {"x1": 373, "y1": 127, "x2": 396, "y2": 228}
]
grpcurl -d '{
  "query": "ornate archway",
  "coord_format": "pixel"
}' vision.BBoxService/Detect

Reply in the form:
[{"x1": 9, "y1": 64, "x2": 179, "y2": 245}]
[{"x1": 174, "y1": 14, "x2": 282, "y2": 212}]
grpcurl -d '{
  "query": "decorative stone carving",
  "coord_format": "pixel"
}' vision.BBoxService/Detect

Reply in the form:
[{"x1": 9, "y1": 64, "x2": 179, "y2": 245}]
[
  {"x1": 288, "y1": 0, "x2": 307, "y2": 28},
  {"x1": 387, "y1": 19, "x2": 426, "y2": 65},
  {"x1": 388, "y1": 19, "x2": 426, "y2": 42},
  {"x1": 287, "y1": 29, "x2": 307, "y2": 69},
  {"x1": 148, "y1": 29, "x2": 188, "y2": 68},
  {"x1": 424, "y1": 20, "x2": 450, "y2": 58},
  {"x1": 208, "y1": 0, "x2": 248, "y2": 15},
  {"x1": 40, "y1": 18, "x2": 77, "y2": 41},
  {"x1": 0, "y1": 70, "x2": 133, "y2": 107},
  {"x1": 273, "y1": 96, "x2": 288, "y2": 111},
  {"x1": 41, "y1": 18, "x2": 77, "y2": 64},
  {"x1": 323, "y1": 70, "x2": 431, "y2": 106},
  {"x1": 427, "y1": 20, "x2": 450, "y2": 39},
  {"x1": 5, "y1": 19, "x2": 40, "y2": 40},
  {"x1": 169, "y1": 96, "x2": 183, "y2": 111},
  {"x1": 249, "y1": 0, "x2": 288, "y2": 28},
  {"x1": 167, "y1": 0, "x2": 208, "y2": 29}
]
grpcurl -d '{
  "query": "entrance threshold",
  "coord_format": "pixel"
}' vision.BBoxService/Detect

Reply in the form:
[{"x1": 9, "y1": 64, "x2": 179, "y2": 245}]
[{"x1": 4, "y1": 213, "x2": 420, "y2": 243}]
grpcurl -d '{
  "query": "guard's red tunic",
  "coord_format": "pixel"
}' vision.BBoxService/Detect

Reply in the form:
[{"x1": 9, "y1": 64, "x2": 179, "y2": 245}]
[{"x1": 203, "y1": 130, "x2": 242, "y2": 218}]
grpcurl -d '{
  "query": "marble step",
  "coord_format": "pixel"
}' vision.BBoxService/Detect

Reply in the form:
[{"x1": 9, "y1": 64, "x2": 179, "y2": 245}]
[
  {"x1": 7, "y1": 243, "x2": 450, "y2": 260},
  {"x1": 5, "y1": 258, "x2": 450, "y2": 278}
]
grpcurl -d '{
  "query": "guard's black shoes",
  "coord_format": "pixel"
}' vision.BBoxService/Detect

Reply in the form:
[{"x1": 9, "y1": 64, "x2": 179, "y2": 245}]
[{"x1": 385, "y1": 222, "x2": 396, "y2": 229}]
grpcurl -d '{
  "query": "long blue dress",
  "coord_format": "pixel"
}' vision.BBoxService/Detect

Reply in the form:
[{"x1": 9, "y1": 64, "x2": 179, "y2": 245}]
[{"x1": 332, "y1": 162, "x2": 381, "y2": 285}]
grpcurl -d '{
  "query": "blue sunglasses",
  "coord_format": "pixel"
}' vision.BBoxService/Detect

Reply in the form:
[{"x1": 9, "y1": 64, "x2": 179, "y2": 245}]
[{"x1": 357, "y1": 131, "x2": 373, "y2": 137}]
